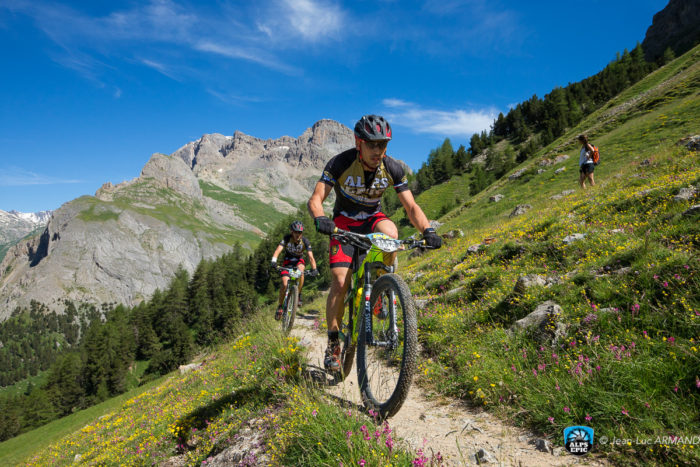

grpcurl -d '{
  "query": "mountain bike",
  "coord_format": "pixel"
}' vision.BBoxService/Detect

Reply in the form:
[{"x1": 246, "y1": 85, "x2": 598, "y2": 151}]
[
  {"x1": 330, "y1": 228, "x2": 432, "y2": 419},
  {"x1": 275, "y1": 266, "x2": 316, "y2": 335}
]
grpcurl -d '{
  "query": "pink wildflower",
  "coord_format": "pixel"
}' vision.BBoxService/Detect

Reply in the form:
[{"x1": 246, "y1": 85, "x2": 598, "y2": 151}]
[{"x1": 585, "y1": 414, "x2": 592, "y2": 422}]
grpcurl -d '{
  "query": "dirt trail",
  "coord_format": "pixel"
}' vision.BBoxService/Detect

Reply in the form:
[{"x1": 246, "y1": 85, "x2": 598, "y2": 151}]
[{"x1": 291, "y1": 309, "x2": 607, "y2": 466}]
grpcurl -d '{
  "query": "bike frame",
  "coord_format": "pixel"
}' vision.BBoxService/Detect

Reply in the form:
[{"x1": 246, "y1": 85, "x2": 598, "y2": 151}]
[
  {"x1": 278, "y1": 266, "x2": 304, "y2": 312},
  {"x1": 336, "y1": 233, "x2": 398, "y2": 350}
]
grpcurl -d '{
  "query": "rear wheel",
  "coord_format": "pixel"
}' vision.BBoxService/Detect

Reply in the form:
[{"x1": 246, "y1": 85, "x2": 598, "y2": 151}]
[
  {"x1": 281, "y1": 284, "x2": 298, "y2": 334},
  {"x1": 356, "y1": 274, "x2": 417, "y2": 419}
]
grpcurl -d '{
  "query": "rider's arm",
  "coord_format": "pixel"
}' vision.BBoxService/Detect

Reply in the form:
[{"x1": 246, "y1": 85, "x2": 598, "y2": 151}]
[
  {"x1": 271, "y1": 244, "x2": 284, "y2": 262},
  {"x1": 308, "y1": 181, "x2": 333, "y2": 218},
  {"x1": 307, "y1": 250, "x2": 318, "y2": 270},
  {"x1": 397, "y1": 190, "x2": 431, "y2": 233}
]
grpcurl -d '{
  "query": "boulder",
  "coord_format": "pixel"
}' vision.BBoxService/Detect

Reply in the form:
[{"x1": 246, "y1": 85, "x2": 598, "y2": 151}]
[
  {"x1": 466, "y1": 244, "x2": 482, "y2": 254},
  {"x1": 472, "y1": 448, "x2": 497, "y2": 464},
  {"x1": 510, "y1": 301, "x2": 567, "y2": 344},
  {"x1": 682, "y1": 204, "x2": 700, "y2": 217},
  {"x1": 674, "y1": 186, "x2": 697, "y2": 202},
  {"x1": 514, "y1": 275, "x2": 547, "y2": 294},
  {"x1": 178, "y1": 363, "x2": 202, "y2": 374},
  {"x1": 489, "y1": 194, "x2": 504, "y2": 203},
  {"x1": 441, "y1": 229, "x2": 464, "y2": 239},
  {"x1": 509, "y1": 168, "x2": 527, "y2": 180},
  {"x1": 563, "y1": 233, "x2": 586, "y2": 244},
  {"x1": 677, "y1": 135, "x2": 700, "y2": 151},
  {"x1": 201, "y1": 418, "x2": 269, "y2": 466},
  {"x1": 535, "y1": 438, "x2": 552, "y2": 453},
  {"x1": 509, "y1": 204, "x2": 531, "y2": 217}
]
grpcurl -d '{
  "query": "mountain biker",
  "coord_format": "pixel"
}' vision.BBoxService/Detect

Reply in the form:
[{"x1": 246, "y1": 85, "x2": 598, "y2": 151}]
[
  {"x1": 270, "y1": 221, "x2": 318, "y2": 320},
  {"x1": 578, "y1": 134, "x2": 596, "y2": 189},
  {"x1": 307, "y1": 114, "x2": 442, "y2": 371}
]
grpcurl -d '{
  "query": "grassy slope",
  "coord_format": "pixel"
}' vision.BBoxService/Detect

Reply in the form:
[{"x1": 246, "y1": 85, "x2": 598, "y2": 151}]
[
  {"x1": 71, "y1": 179, "x2": 269, "y2": 249},
  {"x1": 199, "y1": 181, "x2": 289, "y2": 234},
  {"x1": 2, "y1": 318, "x2": 420, "y2": 466},
  {"x1": 400, "y1": 45, "x2": 700, "y2": 465}
]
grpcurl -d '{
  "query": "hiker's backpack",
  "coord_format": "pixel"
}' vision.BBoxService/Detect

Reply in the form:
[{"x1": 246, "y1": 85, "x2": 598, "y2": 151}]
[{"x1": 591, "y1": 146, "x2": 600, "y2": 165}]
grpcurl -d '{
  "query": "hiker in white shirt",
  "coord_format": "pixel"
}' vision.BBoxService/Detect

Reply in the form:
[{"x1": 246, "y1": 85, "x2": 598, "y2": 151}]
[{"x1": 578, "y1": 134, "x2": 596, "y2": 189}]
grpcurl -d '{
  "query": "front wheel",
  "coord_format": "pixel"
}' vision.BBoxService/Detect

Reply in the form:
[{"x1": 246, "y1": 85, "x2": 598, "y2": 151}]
[
  {"x1": 356, "y1": 274, "x2": 417, "y2": 419},
  {"x1": 281, "y1": 284, "x2": 298, "y2": 335}
]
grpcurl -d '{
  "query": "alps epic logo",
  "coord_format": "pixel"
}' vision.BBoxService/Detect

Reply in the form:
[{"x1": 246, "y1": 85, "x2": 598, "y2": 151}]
[{"x1": 564, "y1": 426, "x2": 594, "y2": 455}]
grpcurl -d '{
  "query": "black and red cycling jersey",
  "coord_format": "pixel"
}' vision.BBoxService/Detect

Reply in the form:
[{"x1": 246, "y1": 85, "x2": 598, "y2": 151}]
[
  {"x1": 320, "y1": 148, "x2": 409, "y2": 220},
  {"x1": 278, "y1": 234, "x2": 312, "y2": 260}
]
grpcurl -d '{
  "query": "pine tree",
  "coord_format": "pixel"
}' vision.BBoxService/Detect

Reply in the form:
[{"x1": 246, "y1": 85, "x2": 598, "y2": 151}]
[
  {"x1": 46, "y1": 352, "x2": 84, "y2": 415},
  {"x1": 23, "y1": 387, "x2": 58, "y2": 428}
]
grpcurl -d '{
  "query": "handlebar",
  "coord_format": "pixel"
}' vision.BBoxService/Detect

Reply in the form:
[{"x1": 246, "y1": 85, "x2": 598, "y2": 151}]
[
  {"x1": 273, "y1": 265, "x2": 318, "y2": 276},
  {"x1": 330, "y1": 227, "x2": 434, "y2": 251}
]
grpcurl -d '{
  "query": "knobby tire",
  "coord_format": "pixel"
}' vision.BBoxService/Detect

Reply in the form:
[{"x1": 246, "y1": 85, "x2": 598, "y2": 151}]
[
  {"x1": 356, "y1": 273, "x2": 417, "y2": 419},
  {"x1": 282, "y1": 284, "x2": 298, "y2": 335}
]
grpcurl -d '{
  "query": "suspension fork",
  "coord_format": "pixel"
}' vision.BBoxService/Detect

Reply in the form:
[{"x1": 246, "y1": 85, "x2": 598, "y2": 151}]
[{"x1": 362, "y1": 267, "x2": 374, "y2": 346}]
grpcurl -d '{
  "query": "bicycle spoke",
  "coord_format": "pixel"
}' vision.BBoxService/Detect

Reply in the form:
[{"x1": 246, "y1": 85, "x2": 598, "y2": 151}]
[{"x1": 361, "y1": 284, "x2": 408, "y2": 406}]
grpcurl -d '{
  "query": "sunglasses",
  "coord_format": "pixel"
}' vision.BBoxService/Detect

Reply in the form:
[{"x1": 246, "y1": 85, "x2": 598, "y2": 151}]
[{"x1": 362, "y1": 140, "x2": 388, "y2": 150}]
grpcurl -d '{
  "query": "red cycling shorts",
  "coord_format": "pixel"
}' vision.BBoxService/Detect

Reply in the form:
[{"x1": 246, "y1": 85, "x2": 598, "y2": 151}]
[
  {"x1": 329, "y1": 212, "x2": 389, "y2": 269},
  {"x1": 280, "y1": 257, "x2": 305, "y2": 276}
]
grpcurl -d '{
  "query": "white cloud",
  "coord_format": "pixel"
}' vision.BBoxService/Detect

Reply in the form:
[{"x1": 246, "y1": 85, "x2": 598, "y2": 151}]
[
  {"x1": 383, "y1": 99, "x2": 497, "y2": 138},
  {"x1": 284, "y1": 0, "x2": 344, "y2": 41},
  {"x1": 3, "y1": 0, "x2": 321, "y2": 80},
  {"x1": 194, "y1": 41, "x2": 300, "y2": 75},
  {"x1": 258, "y1": 0, "x2": 345, "y2": 43},
  {"x1": 0, "y1": 168, "x2": 83, "y2": 187},
  {"x1": 206, "y1": 89, "x2": 266, "y2": 105}
]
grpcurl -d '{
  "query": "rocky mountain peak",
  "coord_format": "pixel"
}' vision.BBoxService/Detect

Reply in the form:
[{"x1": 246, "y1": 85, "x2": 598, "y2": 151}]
[
  {"x1": 0, "y1": 119, "x2": 353, "y2": 319},
  {"x1": 140, "y1": 152, "x2": 203, "y2": 200},
  {"x1": 642, "y1": 0, "x2": 700, "y2": 62}
]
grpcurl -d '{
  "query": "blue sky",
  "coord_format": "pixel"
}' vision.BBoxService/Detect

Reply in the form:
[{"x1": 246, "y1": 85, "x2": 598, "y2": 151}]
[{"x1": 0, "y1": 0, "x2": 668, "y2": 213}]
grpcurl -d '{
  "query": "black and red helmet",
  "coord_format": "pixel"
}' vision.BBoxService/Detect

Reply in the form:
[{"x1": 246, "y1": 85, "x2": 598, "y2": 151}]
[
  {"x1": 290, "y1": 221, "x2": 304, "y2": 232},
  {"x1": 354, "y1": 115, "x2": 392, "y2": 141}
]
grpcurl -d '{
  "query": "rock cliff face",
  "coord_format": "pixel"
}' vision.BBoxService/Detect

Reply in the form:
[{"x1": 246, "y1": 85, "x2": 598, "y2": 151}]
[
  {"x1": 172, "y1": 119, "x2": 352, "y2": 208},
  {"x1": 0, "y1": 120, "x2": 354, "y2": 319},
  {"x1": 642, "y1": 0, "x2": 700, "y2": 62}
]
